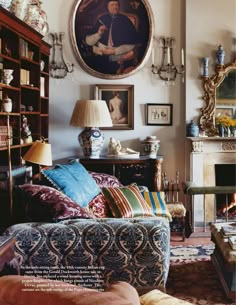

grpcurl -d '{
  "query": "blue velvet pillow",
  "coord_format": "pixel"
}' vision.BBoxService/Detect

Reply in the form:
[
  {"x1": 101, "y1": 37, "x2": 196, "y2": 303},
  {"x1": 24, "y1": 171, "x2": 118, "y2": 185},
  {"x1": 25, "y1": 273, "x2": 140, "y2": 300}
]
[{"x1": 41, "y1": 161, "x2": 101, "y2": 207}]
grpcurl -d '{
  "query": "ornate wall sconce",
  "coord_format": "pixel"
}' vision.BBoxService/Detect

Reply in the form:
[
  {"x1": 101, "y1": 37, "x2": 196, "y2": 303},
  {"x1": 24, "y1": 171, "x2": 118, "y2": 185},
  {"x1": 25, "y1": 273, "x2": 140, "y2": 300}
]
[
  {"x1": 49, "y1": 32, "x2": 74, "y2": 79},
  {"x1": 151, "y1": 36, "x2": 185, "y2": 84}
]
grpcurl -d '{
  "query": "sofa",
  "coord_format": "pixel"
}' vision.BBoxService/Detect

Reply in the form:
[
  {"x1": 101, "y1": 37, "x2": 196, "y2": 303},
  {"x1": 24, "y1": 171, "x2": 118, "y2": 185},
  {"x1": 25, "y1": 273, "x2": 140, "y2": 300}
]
[{"x1": 1, "y1": 161, "x2": 171, "y2": 294}]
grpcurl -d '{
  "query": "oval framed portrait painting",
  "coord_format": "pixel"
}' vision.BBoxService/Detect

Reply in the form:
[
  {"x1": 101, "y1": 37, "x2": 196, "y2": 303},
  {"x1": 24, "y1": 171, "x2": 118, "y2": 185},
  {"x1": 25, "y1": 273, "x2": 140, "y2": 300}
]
[{"x1": 70, "y1": 0, "x2": 154, "y2": 79}]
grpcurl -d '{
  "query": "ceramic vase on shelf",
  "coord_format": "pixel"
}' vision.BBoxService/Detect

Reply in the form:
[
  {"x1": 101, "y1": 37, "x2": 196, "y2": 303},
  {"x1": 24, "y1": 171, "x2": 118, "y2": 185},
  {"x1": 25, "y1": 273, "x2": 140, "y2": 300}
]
[
  {"x1": 202, "y1": 57, "x2": 209, "y2": 77},
  {"x1": 141, "y1": 136, "x2": 160, "y2": 159},
  {"x1": 10, "y1": 0, "x2": 31, "y2": 20},
  {"x1": 0, "y1": 0, "x2": 12, "y2": 10},
  {"x1": 1, "y1": 94, "x2": 12, "y2": 112},
  {"x1": 3, "y1": 69, "x2": 14, "y2": 85},
  {"x1": 216, "y1": 45, "x2": 225, "y2": 65},
  {"x1": 187, "y1": 120, "x2": 199, "y2": 137},
  {"x1": 24, "y1": 0, "x2": 49, "y2": 36},
  {"x1": 218, "y1": 125, "x2": 225, "y2": 137}
]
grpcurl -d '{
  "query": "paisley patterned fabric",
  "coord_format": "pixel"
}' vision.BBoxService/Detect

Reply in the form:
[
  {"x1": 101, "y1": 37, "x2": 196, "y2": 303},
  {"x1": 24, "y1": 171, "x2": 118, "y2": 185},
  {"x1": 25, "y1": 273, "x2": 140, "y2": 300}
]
[
  {"x1": 88, "y1": 171, "x2": 123, "y2": 188},
  {"x1": 3, "y1": 217, "x2": 170, "y2": 292},
  {"x1": 16, "y1": 184, "x2": 93, "y2": 221},
  {"x1": 88, "y1": 193, "x2": 112, "y2": 218}
]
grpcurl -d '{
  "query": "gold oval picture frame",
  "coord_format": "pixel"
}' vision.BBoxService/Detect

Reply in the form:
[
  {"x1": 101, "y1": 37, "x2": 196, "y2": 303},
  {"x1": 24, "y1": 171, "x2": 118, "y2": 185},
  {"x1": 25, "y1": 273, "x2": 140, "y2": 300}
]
[{"x1": 70, "y1": 0, "x2": 154, "y2": 79}]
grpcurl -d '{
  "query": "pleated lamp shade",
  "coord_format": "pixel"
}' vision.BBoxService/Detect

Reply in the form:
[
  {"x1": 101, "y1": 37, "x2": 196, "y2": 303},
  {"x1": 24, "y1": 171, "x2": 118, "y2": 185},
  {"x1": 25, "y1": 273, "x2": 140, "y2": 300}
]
[
  {"x1": 70, "y1": 100, "x2": 112, "y2": 158},
  {"x1": 70, "y1": 100, "x2": 112, "y2": 127},
  {"x1": 23, "y1": 141, "x2": 52, "y2": 166}
]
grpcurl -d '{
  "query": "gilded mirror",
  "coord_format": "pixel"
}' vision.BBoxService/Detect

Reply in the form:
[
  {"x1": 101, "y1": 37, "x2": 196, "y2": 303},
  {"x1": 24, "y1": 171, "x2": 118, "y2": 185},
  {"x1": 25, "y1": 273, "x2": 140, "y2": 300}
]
[{"x1": 200, "y1": 61, "x2": 236, "y2": 136}]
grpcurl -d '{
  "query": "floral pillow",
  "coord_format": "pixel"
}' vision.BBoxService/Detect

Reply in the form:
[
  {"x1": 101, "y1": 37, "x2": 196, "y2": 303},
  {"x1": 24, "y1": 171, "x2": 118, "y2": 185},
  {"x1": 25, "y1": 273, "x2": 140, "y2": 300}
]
[
  {"x1": 17, "y1": 184, "x2": 93, "y2": 222},
  {"x1": 88, "y1": 193, "x2": 112, "y2": 218}
]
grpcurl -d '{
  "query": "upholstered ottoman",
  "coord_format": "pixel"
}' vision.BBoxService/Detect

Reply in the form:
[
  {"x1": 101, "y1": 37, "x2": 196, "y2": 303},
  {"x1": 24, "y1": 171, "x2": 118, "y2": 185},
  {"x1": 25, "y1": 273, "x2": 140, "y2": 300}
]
[{"x1": 210, "y1": 222, "x2": 236, "y2": 301}]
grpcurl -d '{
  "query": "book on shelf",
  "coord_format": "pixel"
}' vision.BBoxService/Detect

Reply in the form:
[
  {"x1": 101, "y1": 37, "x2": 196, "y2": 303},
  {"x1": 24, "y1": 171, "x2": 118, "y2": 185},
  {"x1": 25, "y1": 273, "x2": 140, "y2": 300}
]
[
  {"x1": 220, "y1": 224, "x2": 236, "y2": 236},
  {"x1": 0, "y1": 165, "x2": 29, "y2": 180},
  {"x1": 0, "y1": 165, "x2": 32, "y2": 190},
  {"x1": 0, "y1": 235, "x2": 14, "y2": 249},
  {"x1": 228, "y1": 236, "x2": 236, "y2": 250},
  {"x1": 40, "y1": 76, "x2": 45, "y2": 97}
]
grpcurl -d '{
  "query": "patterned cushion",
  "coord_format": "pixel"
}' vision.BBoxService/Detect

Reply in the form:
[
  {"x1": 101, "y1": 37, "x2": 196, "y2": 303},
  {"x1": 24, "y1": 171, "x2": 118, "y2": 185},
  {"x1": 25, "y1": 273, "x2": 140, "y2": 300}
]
[
  {"x1": 140, "y1": 289, "x2": 193, "y2": 305},
  {"x1": 102, "y1": 184, "x2": 154, "y2": 218},
  {"x1": 17, "y1": 184, "x2": 92, "y2": 221},
  {"x1": 89, "y1": 171, "x2": 123, "y2": 188},
  {"x1": 41, "y1": 161, "x2": 101, "y2": 207},
  {"x1": 88, "y1": 193, "x2": 112, "y2": 218},
  {"x1": 141, "y1": 191, "x2": 172, "y2": 221}
]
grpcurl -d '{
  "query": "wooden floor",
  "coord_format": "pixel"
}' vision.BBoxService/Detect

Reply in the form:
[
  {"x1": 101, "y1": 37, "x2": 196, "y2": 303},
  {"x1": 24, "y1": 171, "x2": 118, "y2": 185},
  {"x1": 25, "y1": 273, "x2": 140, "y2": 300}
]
[{"x1": 170, "y1": 233, "x2": 212, "y2": 246}]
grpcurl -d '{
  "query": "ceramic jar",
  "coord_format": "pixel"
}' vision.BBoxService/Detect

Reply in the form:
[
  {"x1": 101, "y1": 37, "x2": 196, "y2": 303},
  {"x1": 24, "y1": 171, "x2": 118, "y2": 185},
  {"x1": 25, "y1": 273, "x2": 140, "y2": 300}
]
[
  {"x1": 202, "y1": 57, "x2": 209, "y2": 77},
  {"x1": 187, "y1": 120, "x2": 199, "y2": 137},
  {"x1": 0, "y1": 0, "x2": 12, "y2": 10},
  {"x1": 10, "y1": 0, "x2": 31, "y2": 20},
  {"x1": 141, "y1": 136, "x2": 160, "y2": 158},
  {"x1": 3, "y1": 69, "x2": 14, "y2": 85},
  {"x1": 24, "y1": 0, "x2": 48, "y2": 36},
  {"x1": 1, "y1": 94, "x2": 12, "y2": 112},
  {"x1": 216, "y1": 45, "x2": 225, "y2": 65}
]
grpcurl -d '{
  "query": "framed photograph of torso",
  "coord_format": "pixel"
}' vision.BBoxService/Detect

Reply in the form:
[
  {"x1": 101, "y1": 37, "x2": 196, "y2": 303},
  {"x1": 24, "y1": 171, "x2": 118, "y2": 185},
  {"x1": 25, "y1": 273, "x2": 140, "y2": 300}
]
[{"x1": 70, "y1": 0, "x2": 154, "y2": 79}]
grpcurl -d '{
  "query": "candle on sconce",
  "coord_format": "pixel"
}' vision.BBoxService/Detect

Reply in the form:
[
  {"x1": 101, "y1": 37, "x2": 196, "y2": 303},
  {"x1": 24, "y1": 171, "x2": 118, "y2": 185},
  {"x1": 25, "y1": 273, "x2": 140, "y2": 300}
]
[
  {"x1": 167, "y1": 47, "x2": 170, "y2": 64},
  {"x1": 181, "y1": 48, "x2": 184, "y2": 66}
]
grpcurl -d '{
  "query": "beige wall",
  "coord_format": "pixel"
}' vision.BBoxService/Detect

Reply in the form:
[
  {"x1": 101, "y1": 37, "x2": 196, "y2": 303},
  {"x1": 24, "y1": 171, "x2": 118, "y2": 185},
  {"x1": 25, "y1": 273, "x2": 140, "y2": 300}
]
[{"x1": 41, "y1": 0, "x2": 235, "y2": 192}]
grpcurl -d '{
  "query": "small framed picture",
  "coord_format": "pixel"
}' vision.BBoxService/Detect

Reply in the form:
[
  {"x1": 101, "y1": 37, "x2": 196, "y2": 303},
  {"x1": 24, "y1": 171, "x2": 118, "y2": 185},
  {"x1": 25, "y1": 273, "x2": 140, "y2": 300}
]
[
  {"x1": 94, "y1": 84, "x2": 134, "y2": 130},
  {"x1": 146, "y1": 103, "x2": 173, "y2": 126},
  {"x1": 215, "y1": 107, "x2": 234, "y2": 118}
]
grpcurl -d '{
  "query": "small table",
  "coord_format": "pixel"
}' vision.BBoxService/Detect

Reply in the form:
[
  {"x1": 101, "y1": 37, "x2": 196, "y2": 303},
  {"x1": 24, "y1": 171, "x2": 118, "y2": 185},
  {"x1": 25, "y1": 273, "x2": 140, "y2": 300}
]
[
  {"x1": 0, "y1": 236, "x2": 16, "y2": 273},
  {"x1": 210, "y1": 223, "x2": 236, "y2": 301}
]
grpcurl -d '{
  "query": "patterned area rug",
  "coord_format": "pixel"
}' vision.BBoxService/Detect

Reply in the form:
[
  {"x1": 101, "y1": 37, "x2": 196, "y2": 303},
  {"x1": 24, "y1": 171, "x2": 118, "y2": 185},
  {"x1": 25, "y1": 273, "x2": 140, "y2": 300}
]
[{"x1": 167, "y1": 244, "x2": 234, "y2": 305}]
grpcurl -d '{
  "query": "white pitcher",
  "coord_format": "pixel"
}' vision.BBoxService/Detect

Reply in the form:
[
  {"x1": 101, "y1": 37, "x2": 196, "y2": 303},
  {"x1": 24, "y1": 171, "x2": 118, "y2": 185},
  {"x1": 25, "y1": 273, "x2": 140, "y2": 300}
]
[
  {"x1": 0, "y1": 0, "x2": 12, "y2": 10},
  {"x1": 3, "y1": 69, "x2": 14, "y2": 85},
  {"x1": 10, "y1": 0, "x2": 31, "y2": 20}
]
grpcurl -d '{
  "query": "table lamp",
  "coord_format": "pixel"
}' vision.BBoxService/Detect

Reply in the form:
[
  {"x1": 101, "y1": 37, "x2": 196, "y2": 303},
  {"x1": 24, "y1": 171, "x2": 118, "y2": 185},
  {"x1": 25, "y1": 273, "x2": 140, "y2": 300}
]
[
  {"x1": 70, "y1": 100, "x2": 112, "y2": 158},
  {"x1": 23, "y1": 140, "x2": 52, "y2": 173}
]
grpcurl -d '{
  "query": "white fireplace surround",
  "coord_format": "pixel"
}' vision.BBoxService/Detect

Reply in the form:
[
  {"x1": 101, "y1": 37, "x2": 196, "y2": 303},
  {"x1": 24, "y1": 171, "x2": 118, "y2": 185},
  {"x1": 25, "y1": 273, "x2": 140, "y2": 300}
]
[{"x1": 189, "y1": 137, "x2": 236, "y2": 228}]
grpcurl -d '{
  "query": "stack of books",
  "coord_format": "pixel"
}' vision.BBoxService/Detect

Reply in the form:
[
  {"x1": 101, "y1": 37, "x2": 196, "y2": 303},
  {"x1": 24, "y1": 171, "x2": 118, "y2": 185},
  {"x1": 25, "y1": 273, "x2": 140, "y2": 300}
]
[
  {"x1": 220, "y1": 223, "x2": 236, "y2": 236},
  {"x1": 228, "y1": 236, "x2": 236, "y2": 250}
]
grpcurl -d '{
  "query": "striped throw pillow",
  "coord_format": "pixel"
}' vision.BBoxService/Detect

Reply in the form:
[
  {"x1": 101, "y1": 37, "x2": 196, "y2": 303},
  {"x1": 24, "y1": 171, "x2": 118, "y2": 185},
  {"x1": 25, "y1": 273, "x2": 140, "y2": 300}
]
[
  {"x1": 141, "y1": 191, "x2": 172, "y2": 220},
  {"x1": 102, "y1": 185, "x2": 154, "y2": 218}
]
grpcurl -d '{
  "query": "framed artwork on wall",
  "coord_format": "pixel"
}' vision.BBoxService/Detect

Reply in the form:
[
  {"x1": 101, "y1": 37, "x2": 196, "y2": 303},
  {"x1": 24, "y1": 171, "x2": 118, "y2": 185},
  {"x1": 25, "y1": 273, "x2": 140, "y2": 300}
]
[
  {"x1": 146, "y1": 103, "x2": 173, "y2": 126},
  {"x1": 70, "y1": 0, "x2": 154, "y2": 79},
  {"x1": 94, "y1": 84, "x2": 134, "y2": 130}
]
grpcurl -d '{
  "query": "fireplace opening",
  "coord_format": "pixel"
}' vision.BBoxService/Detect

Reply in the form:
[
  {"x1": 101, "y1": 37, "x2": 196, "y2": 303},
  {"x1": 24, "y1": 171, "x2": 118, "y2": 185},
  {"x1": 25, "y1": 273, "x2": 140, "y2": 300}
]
[{"x1": 215, "y1": 164, "x2": 236, "y2": 220}]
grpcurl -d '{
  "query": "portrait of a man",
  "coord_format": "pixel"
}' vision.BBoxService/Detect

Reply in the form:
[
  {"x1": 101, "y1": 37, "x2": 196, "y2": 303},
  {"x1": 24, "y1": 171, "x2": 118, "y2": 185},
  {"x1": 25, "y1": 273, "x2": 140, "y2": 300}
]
[{"x1": 71, "y1": 0, "x2": 153, "y2": 78}]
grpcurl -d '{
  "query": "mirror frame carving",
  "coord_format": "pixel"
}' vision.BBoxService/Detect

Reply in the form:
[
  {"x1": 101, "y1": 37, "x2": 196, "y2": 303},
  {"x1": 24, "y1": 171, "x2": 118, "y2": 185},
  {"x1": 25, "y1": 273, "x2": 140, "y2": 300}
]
[{"x1": 200, "y1": 60, "x2": 236, "y2": 136}]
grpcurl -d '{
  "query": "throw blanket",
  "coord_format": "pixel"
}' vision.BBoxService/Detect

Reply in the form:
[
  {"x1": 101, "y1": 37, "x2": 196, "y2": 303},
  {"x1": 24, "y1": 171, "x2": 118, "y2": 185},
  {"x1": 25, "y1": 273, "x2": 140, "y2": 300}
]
[{"x1": 0, "y1": 275, "x2": 140, "y2": 305}]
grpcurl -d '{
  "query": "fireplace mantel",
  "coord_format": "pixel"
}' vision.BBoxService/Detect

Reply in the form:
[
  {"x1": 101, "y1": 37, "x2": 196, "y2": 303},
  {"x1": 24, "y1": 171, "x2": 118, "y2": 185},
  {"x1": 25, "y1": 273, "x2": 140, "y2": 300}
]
[
  {"x1": 187, "y1": 137, "x2": 236, "y2": 233},
  {"x1": 188, "y1": 137, "x2": 236, "y2": 153}
]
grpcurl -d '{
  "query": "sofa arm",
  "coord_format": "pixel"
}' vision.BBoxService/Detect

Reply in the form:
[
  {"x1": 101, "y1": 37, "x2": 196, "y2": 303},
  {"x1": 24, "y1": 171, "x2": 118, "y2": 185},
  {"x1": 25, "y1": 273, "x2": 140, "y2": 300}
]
[{"x1": 3, "y1": 217, "x2": 170, "y2": 293}]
